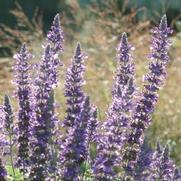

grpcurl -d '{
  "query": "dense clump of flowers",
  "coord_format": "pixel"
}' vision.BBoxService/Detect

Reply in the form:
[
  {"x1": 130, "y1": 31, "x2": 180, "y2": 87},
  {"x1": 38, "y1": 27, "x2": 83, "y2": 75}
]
[
  {"x1": 13, "y1": 43, "x2": 32, "y2": 174},
  {"x1": 123, "y1": 15, "x2": 173, "y2": 172},
  {"x1": 61, "y1": 96, "x2": 92, "y2": 180},
  {"x1": 93, "y1": 32, "x2": 136, "y2": 180},
  {"x1": 64, "y1": 43, "x2": 87, "y2": 127},
  {"x1": 0, "y1": 14, "x2": 180, "y2": 181}
]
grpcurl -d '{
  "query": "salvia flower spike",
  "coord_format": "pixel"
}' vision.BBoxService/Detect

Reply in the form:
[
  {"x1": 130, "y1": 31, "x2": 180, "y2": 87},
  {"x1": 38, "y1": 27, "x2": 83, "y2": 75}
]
[
  {"x1": 124, "y1": 14, "x2": 172, "y2": 171},
  {"x1": 93, "y1": 32, "x2": 136, "y2": 180},
  {"x1": 149, "y1": 144, "x2": 175, "y2": 180},
  {"x1": 47, "y1": 15, "x2": 64, "y2": 177},
  {"x1": 29, "y1": 45, "x2": 56, "y2": 180},
  {"x1": 3, "y1": 95, "x2": 13, "y2": 134},
  {"x1": 29, "y1": 14, "x2": 64, "y2": 179},
  {"x1": 47, "y1": 13, "x2": 64, "y2": 53},
  {"x1": 46, "y1": 14, "x2": 64, "y2": 87},
  {"x1": 61, "y1": 96, "x2": 91, "y2": 180},
  {"x1": 131, "y1": 139, "x2": 153, "y2": 180},
  {"x1": 3, "y1": 95, "x2": 15, "y2": 178},
  {"x1": 13, "y1": 43, "x2": 32, "y2": 174},
  {"x1": 64, "y1": 43, "x2": 87, "y2": 127}
]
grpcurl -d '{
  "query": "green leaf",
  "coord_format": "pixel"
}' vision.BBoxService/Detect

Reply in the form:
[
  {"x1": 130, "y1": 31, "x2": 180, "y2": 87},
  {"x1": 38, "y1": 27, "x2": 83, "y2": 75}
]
[{"x1": 6, "y1": 165, "x2": 23, "y2": 181}]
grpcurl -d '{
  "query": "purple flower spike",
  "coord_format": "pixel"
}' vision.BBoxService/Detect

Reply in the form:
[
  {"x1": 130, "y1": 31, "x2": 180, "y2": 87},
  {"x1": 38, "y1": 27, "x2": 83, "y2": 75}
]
[
  {"x1": 29, "y1": 45, "x2": 57, "y2": 180},
  {"x1": 46, "y1": 14, "x2": 64, "y2": 85},
  {"x1": 3, "y1": 95, "x2": 16, "y2": 178},
  {"x1": 149, "y1": 144, "x2": 175, "y2": 181},
  {"x1": 29, "y1": 14, "x2": 64, "y2": 180},
  {"x1": 47, "y1": 14, "x2": 64, "y2": 53},
  {"x1": 93, "y1": 32, "x2": 136, "y2": 180},
  {"x1": 117, "y1": 32, "x2": 133, "y2": 63},
  {"x1": 64, "y1": 43, "x2": 87, "y2": 127},
  {"x1": 124, "y1": 15, "x2": 172, "y2": 170},
  {"x1": 13, "y1": 43, "x2": 32, "y2": 174},
  {"x1": 61, "y1": 96, "x2": 92, "y2": 180},
  {"x1": 3, "y1": 95, "x2": 13, "y2": 133},
  {"x1": 46, "y1": 14, "x2": 64, "y2": 176},
  {"x1": 130, "y1": 139, "x2": 153, "y2": 181}
]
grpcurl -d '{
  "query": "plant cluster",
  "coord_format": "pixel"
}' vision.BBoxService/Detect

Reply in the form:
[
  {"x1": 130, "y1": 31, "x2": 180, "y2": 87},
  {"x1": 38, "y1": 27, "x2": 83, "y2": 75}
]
[{"x1": 0, "y1": 14, "x2": 180, "y2": 181}]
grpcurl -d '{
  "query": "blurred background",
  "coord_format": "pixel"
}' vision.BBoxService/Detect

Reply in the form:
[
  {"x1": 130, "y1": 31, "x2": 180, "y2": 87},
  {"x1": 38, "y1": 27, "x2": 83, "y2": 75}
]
[{"x1": 0, "y1": 0, "x2": 181, "y2": 165}]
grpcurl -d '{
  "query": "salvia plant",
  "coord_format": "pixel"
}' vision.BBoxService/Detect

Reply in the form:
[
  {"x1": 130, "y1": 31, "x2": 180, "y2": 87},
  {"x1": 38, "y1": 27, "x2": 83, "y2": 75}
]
[
  {"x1": 13, "y1": 43, "x2": 32, "y2": 175},
  {"x1": 0, "y1": 14, "x2": 180, "y2": 181},
  {"x1": 123, "y1": 15, "x2": 173, "y2": 175},
  {"x1": 93, "y1": 31, "x2": 136, "y2": 181},
  {"x1": 64, "y1": 43, "x2": 87, "y2": 128},
  {"x1": 61, "y1": 96, "x2": 92, "y2": 180},
  {"x1": 2, "y1": 95, "x2": 16, "y2": 178}
]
